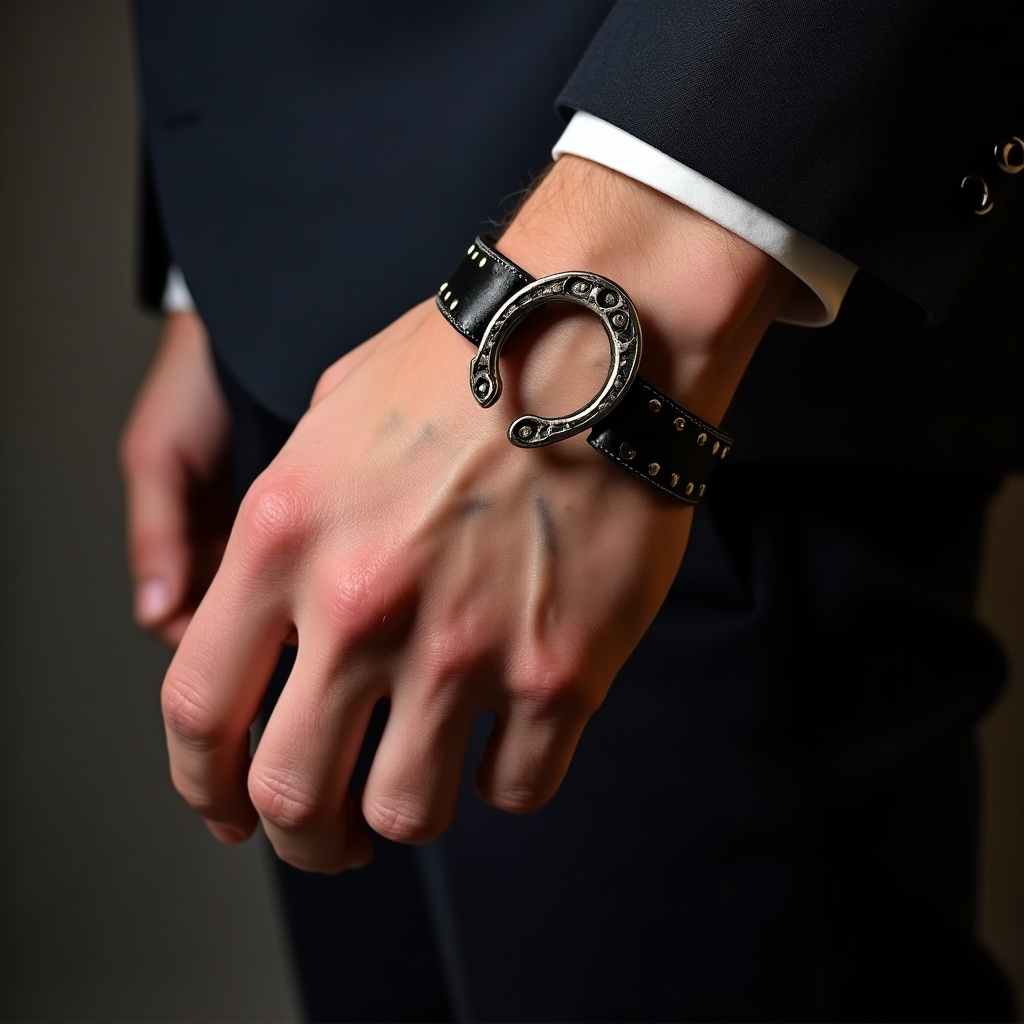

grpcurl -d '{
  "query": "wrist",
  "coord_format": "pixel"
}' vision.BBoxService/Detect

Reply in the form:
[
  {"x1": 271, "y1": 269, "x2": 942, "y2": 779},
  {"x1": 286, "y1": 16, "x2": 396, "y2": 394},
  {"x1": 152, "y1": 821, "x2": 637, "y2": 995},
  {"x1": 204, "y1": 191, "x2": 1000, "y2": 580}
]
[
  {"x1": 433, "y1": 231, "x2": 739, "y2": 507},
  {"x1": 496, "y1": 155, "x2": 796, "y2": 424}
]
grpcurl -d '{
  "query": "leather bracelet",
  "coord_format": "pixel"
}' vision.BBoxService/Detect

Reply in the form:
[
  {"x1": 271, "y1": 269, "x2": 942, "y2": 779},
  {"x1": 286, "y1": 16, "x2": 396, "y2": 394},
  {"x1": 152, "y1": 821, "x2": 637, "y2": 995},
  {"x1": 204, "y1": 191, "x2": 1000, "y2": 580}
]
[{"x1": 436, "y1": 236, "x2": 732, "y2": 504}]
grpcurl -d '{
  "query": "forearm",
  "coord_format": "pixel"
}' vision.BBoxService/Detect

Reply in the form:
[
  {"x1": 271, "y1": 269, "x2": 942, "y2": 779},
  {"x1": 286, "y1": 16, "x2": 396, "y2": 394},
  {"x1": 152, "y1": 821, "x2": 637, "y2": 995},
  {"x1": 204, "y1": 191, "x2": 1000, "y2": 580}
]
[{"x1": 496, "y1": 155, "x2": 797, "y2": 427}]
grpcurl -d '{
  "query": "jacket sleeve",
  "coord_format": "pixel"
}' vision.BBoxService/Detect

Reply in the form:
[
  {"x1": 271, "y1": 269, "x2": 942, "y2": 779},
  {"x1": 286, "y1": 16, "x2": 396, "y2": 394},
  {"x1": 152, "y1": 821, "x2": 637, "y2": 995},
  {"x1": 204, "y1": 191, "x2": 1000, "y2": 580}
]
[
  {"x1": 136, "y1": 143, "x2": 171, "y2": 314},
  {"x1": 558, "y1": 0, "x2": 1022, "y2": 319}
]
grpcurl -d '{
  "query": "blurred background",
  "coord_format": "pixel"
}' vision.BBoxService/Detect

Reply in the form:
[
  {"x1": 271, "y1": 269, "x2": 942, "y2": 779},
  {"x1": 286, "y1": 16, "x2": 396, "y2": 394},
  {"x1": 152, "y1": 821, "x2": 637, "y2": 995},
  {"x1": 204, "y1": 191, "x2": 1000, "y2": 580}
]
[{"x1": 0, "y1": 2, "x2": 1020, "y2": 1020}]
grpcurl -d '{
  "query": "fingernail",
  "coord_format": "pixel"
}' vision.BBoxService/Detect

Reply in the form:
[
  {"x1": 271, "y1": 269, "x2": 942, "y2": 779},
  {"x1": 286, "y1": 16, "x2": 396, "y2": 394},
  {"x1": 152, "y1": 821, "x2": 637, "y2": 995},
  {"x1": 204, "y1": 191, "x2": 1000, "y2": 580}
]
[
  {"x1": 205, "y1": 821, "x2": 248, "y2": 844},
  {"x1": 135, "y1": 579, "x2": 169, "y2": 623}
]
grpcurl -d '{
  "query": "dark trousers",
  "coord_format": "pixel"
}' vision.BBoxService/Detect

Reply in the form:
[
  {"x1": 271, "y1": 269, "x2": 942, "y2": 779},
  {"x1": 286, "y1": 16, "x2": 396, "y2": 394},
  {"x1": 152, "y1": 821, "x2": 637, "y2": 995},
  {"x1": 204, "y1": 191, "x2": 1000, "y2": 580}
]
[{"x1": 218, "y1": 358, "x2": 1014, "y2": 1022}]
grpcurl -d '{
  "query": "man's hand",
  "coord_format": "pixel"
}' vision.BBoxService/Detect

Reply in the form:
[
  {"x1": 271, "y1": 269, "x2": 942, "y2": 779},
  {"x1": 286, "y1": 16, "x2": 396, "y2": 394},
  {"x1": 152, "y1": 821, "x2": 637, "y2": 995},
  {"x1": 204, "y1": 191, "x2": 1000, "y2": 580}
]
[
  {"x1": 120, "y1": 310, "x2": 233, "y2": 646},
  {"x1": 160, "y1": 157, "x2": 795, "y2": 869}
]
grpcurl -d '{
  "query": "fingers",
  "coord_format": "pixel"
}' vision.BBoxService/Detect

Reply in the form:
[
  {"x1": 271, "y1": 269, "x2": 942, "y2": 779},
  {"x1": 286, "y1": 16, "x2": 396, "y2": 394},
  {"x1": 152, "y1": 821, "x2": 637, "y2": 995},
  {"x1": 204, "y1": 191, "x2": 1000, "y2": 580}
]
[
  {"x1": 248, "y1": 646, "x2": 380, "y2": 873},
  {"x1": 119, "y1": 310, "x2": 231, "y2": 645},
  {"x1": 475, "y1": 657, "x2": 598, "y2": 814},
  {"x1": 362, "y1": 651, "x2": 596, "y2": 836},
  {"x1": 161, "y1": 565, "x2": 292, "y2": 842},
  {"x1": 123, "y1": 452, "x2": 193, "y2": 638},
  {"x1": 361, "y1": 684, "x2": 478, "y2": 845},
  {"x1": 310, "y1": 299, "x2": 434, "y2": 405},
  {"x1": 151, "y1": 295, "x2": 642, "y2": 871},
  {"x1": 164, "y1": 560, "x2": 599, "y2": 863},
  {"x1": 475, "y1": 711, "x2": 589, "y2": 815},
  {"x1": 245, "y1": 545, "x2": 433, "y2": 869}
]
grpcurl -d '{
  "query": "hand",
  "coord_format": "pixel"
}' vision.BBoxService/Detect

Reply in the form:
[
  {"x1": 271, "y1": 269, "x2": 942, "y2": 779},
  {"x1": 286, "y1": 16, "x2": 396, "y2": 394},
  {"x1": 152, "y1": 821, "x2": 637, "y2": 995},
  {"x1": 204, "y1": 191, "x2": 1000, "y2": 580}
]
[
  {"x1": 120, "y1": 310, "x2": 233, "y2": 646},
  {"x1": 161, "y1": 157, "x2": 795, "y2": 868}
]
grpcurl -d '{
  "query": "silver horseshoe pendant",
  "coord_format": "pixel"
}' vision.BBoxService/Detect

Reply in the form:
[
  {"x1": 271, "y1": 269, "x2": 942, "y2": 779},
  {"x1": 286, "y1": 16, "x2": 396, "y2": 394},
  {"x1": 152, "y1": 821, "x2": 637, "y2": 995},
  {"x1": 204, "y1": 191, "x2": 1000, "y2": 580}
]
[{"x1": 468, "y1": 271, "x2": 643, "y2": 447}]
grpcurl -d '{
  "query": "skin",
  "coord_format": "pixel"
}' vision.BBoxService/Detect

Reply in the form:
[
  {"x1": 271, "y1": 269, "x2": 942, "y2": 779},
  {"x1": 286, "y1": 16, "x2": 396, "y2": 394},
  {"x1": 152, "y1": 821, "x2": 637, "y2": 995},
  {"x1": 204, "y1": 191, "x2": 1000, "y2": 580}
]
[
  {"x1": 120, "y1": 309, "x2": 233, "y2": 647},
  {"x1": 121, "y1": 156, "x2": 796, "y2": 871}
]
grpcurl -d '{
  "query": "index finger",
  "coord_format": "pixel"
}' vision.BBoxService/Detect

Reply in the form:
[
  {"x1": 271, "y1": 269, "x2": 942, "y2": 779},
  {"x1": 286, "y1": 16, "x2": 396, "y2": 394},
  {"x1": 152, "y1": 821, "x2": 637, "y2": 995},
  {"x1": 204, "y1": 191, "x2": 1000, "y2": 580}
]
[{"x1": 161, "y1": 558, "x2": 292, "y2": 839}]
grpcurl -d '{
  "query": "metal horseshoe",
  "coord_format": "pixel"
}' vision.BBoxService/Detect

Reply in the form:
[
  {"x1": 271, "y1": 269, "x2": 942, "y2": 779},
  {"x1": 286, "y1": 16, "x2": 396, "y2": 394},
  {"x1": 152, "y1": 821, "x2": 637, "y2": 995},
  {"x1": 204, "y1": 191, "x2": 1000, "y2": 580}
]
[{"x1": 468, "y1": 271, "x2": 643, "y2": 447}]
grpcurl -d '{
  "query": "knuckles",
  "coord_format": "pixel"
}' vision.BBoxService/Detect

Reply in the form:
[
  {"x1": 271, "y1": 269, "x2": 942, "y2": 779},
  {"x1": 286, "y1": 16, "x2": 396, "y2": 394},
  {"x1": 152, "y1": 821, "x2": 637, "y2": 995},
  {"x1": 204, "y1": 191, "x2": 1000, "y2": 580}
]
[
  {"x1": 319, "y1": 562, "x2": 391, "y2": 637},
  {"x1": 248, "y1": 767, "x2": 325, "y2": 832},
  {"x1": 362, "y1": 791, "x2": 447, "y2": 845},
  {"x1": 161, "y1": 671, "x2": 226, "y2": 752},
  {"x1": 508, "y1": 647, "x2": 596, "y2": 719},
  {"x1": 418, "y1": 626, "x2": 494, "y2": 692},
  {"x1": 235, "y1": 471, "x2": 324, "y2": 565},
  {"x1": 316, "y1": 554, "x2": 418, "y2": 649}
]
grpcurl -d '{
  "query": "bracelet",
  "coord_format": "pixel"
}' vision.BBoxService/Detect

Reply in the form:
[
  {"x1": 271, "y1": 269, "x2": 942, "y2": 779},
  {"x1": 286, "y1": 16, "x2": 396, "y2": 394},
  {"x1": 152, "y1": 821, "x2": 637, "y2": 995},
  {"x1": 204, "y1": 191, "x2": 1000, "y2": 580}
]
[{"x1": 436, "y1": 236, "x2": 732, "y2": 504}]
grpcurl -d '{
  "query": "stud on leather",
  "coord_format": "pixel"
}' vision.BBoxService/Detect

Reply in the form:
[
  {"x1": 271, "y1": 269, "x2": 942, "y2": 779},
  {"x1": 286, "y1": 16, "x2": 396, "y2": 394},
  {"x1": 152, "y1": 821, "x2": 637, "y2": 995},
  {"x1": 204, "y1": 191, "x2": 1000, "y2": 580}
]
[{"x1": 437, "y1": 236, "x2": 733, "y2": 504}]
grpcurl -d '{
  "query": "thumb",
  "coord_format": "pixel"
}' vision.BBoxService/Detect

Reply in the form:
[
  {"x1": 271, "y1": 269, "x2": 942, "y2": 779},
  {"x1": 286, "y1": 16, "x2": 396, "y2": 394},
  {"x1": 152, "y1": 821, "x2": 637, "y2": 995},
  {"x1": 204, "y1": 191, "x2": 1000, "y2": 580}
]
[
  {"x1": 310, "y1": 299, "x2": 434, "y2": 407},
  {"x1": 124, "y1": 458, "x2": 192, "y2": 630},
  {"x1": 311, "y1": 346, "x2": 365, "y2": 406}
]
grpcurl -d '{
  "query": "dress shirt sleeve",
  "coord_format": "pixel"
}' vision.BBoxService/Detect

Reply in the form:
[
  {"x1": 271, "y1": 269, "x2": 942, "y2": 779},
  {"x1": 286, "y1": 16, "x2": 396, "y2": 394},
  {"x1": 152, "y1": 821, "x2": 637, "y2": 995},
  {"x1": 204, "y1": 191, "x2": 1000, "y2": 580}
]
[
  {"x1": 161, "y1": 264, "x2": 196, "y2": 313},
  {"x1": 557, "y1": 0, "x2": 1022, "y2": 321},
  {"x1": 554, "y1": 112, "x2": 857, "y2": 327}
]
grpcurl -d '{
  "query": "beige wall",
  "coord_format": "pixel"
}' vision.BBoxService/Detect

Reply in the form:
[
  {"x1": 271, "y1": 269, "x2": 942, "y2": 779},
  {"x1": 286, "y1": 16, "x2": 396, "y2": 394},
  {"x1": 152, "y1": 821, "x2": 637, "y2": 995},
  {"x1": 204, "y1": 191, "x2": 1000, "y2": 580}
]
[
  {"x1": 0, "y1": 2, "x2": 1019, "y2": 1019},
  {"x1": 0, "y1": 3, "x2": 297, "y2": 1019}
]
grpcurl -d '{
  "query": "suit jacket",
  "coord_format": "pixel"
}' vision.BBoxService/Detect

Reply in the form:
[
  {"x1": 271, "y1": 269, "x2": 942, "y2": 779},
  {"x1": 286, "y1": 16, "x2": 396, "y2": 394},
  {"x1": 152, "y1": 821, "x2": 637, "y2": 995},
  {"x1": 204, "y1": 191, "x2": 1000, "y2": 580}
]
[{"x1": 134, "y1": 0, "x2": 1023, "y2": 471}]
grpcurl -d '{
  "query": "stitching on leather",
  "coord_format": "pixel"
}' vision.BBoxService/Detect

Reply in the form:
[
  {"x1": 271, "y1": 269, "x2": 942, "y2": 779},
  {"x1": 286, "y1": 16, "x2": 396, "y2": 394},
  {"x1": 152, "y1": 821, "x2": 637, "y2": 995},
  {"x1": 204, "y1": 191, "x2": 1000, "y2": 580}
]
[
  {"x1": 588, "y1": 436, "x2": 699, "y2": 503},
  {"x1": 475, "y1": 236, "x2": 531, "y2": 286},
  {"x1": 435, "y1": 294, "x2": 478, "y2": 342}
]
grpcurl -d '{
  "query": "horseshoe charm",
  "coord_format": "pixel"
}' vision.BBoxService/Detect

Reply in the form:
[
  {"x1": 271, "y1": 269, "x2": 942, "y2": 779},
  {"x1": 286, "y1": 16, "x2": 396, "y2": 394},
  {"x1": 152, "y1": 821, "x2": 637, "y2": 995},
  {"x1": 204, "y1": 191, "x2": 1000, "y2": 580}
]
[{"x1": 468, "y1": 271, "x2": 643, "y2": 447}]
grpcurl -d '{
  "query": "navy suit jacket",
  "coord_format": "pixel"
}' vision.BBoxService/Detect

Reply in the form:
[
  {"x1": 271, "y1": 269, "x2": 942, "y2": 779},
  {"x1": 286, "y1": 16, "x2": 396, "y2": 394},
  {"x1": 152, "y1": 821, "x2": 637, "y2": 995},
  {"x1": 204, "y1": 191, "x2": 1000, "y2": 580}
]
[{"x1": 135, "y1": 0, "x2": 1023, "y2": 471}]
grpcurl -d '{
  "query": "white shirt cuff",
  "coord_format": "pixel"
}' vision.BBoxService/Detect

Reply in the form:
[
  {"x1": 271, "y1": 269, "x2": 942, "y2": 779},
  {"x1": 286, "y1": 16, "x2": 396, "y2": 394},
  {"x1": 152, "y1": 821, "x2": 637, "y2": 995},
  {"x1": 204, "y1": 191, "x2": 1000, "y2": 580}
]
[
  {"x1": 553, "y1": 112, "x2": 857, "y2": 327},
  {"x1": 161, "y1": 264, "x2": 196, "y2": 313}
]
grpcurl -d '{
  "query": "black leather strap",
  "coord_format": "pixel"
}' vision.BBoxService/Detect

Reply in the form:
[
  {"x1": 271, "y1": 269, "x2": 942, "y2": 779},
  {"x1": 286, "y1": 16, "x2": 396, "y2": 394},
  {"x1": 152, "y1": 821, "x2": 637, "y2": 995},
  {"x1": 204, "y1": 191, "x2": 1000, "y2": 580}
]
[
  {"x1": 437, "y1": 239, "x2": 532, "y2": 345},
  {"x1": 437, "y1": 236, "x2": 733, "y2": 504},
  {"x1": 587, "y1": 378, "x2": 731, "y2": 501}
]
